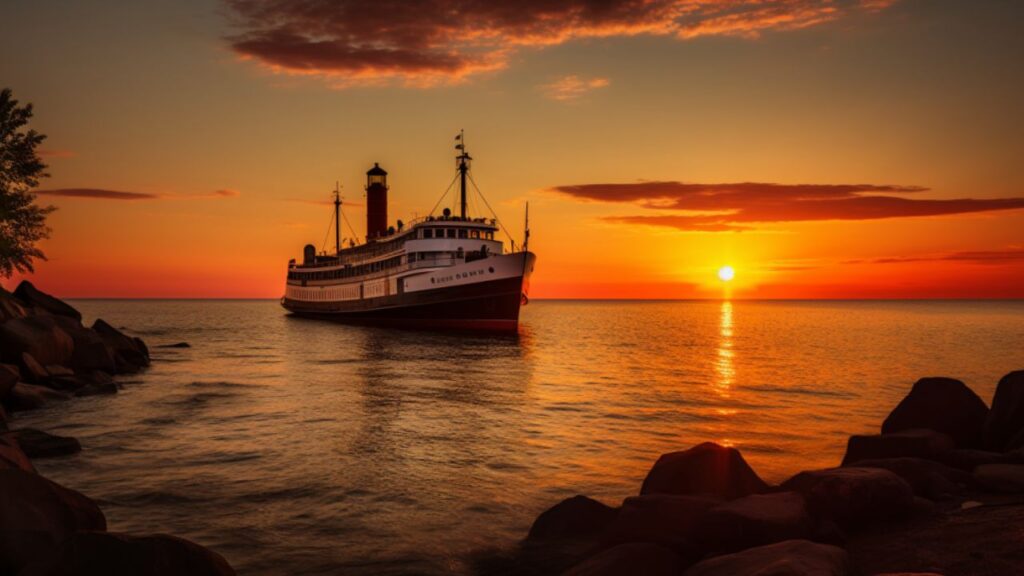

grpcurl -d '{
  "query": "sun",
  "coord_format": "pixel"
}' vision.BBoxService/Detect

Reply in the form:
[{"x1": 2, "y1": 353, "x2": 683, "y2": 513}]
[{"x1": 718, "y1": 266, "x2": 735, "y2": 282}]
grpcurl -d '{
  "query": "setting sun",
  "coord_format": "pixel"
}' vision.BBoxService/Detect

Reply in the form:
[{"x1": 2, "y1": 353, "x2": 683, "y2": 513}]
[{"x1": 718, "y1": 266, "x2": 736, "y2": 282}]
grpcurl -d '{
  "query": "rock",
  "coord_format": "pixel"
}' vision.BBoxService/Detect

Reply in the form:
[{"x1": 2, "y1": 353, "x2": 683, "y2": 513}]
[
  {"x1": 973, "y1": 464, "x2": 1024, "y2": 493},
  {"x1": 10, "y1": 428, "x2": 82, "y2": 458},
  {"x1": 640, "y1": 442, "x2": 770, "y2": 499},
  {"x1": 0, "y1": 468, "x2": 106, "y2": 545},
  {"x1": 842, "y1": 429, "x2": 955, "y2": 466},
  {"x1": 882, "y1": 377, "x2": 989, "y2": 448},
  {"x1": 20, "y1": 531, "x2": 236, "y2": 576},
  {"x1": 684, "y1": 539, "x2": 851, "y2": 576},
  {"x1": 0, "y1": 364, "x2": 18, "y2": 398},
  {"x1": 0, "y1": 287, "x2": 28, "y2": 323},
  {"x1": 157, "y1": 342, "x2": 191, "y2": 348},
  {"x1": 92, "y1": 319, "x2": 149, "y2": 369},
  {"x1": 984, "y1": 371, "x2": 1024, "y2": 452},
  {"x1": 44, "y1": 365, "x2": 75, "y2": 378},
  {"x1": 133, "y1": 336, "x2": 150, "y2": 358},
  {"x1": 20, "y1": 352, "x2": 50, "y2": 383},
  {"x1": 564, "y1": 543, "x2": 684, "y2": 576},
  {"x1": 527, "y1": 495, "x2": 618, "y2": 541},
  {"x1": 5, "y1": 382, "x2": 72, "y2": 411},
  {"x1": 944, "y1": 448, "x2": 1024, "y2": 471},
  {"x1": 603, "y1": 494, "x2": 719, "y2": 552},
  {"x1": 0, "y1": 316, "x2": 74, "y2": 367},
  {"x1": 50, "y1": 316, "x2": 117, "y2": 373},
  {"x1": 781, "y1": 467, "x2": 915, "y2": 528},
  {"x1": 13, "y1": 281, "x2": 82, "y2": 321},
  {"x1": 698, "y1": 491, "x2": 814, "y2": 554},
  {"x1": 849, "y1": 458, "x2": 969, "y2": 500},
  {"x1": 0, "y1": 433, "x2": 35, "y2": 472}
]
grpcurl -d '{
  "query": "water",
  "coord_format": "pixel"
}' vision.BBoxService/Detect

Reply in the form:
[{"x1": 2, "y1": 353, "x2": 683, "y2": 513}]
[{"x1": 13, "y1": 300, "x2": 1024, "y2": 574}]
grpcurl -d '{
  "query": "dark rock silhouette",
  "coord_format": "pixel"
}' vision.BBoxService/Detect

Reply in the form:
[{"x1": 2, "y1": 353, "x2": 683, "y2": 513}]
[
  {"x1": 0, "y1": 469, "x2": 106, "y2": 547},
  {"x1": 0, "y1": 288, "x2": 28, "y2": 323},
  {"x1": 10, "y1": 428, "x2": 81, "y2": 458},
  {"x1": 0, "y1": 364, "x2": 18, "y2": 398},
  {"x1": 698, "y1": 491, "x2": 814, "y2": 554},
  {"x1": 844, "y1": 457, "x2": 969, "y2": 500},
  {"x1": 944, "y1": 447, "x2": 1024, "y2": 471},
  {"x1": 91, "y1": 319, "x2": 149, "y2": 370},
  {"x1": 563, "y1": 542, "x2": 683, "y2": 576},
  {"x1": 7, "y1": 382, "x2": 70, "y2": 411},
  {"x1": 882, "y1": 377, "x2": 989, "y2": 448},
  {"x1": 527, "y1": 495, "x2": 617, "y2": 541},
  {"x1": 14, "y1": 281, "x2": 82, "y2": 322},
  {"x1": 842, "y1": 428, "x2": 955, "y2": 465},
  {"x1": 0, "y1": 316, "x2": 73, "y2": 367},
  {"x1": 156, "y1": 342, "x2": 191, "y2": 348},
  {"x1": 0, "y1": 433, "x2": 35, "y2": 472},
  {"x1": 20, "y1": 531, "x2": 236, "y2": 576},
  {"x1": 683, "y1": 539, "x2": 850, "y2": 576},
  {"x1": 640, "y1": 442, "x2": 769, "y2": 499},
  {"x1": 973, "y1": 464, "x2": 1024, "y2": 493},
  {"x1": 984, "y1": 371, "x2": 1024, "y2": 451},
  {"x1": 602, "y1": 494, "x2": 719, "y2": 553},
  {"x1": 781, "y1": 467, "x2": 915, "y2": 528}
]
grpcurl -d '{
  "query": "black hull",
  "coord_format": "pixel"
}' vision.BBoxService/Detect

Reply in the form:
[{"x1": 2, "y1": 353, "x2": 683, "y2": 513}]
[{"x1": 281, "y1": 276, "x2": 526, "y2": 331}]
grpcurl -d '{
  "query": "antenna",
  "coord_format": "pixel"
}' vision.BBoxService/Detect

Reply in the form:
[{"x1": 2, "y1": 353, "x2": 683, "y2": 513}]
[
  {"x1": 334, "y1": 182, "x2": 342, "y2": 255},
  {"x1": 524, "y1": 202, "x2": 530, "y2": 252},
  {"x1": 455, "y1": 129, "x2": 470, "y2": 220}
]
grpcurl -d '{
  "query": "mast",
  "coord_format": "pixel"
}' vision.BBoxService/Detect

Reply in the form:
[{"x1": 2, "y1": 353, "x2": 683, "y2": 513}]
[
  {"x1": 334, "y1": 182, "x2": 341, "y2": 255},
  {"x1": 456, "y1": 130, "x2": 470, "y2": 219}
]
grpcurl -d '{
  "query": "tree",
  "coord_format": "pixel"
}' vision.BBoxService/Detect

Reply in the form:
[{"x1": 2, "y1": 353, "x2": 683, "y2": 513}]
[{"x1": 0, "y1": 88, "x2": 55, "y2": 278}]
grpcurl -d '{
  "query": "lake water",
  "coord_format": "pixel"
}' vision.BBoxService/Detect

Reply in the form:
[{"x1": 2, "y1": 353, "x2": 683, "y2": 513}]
[{"x1": 13, "y1": 300, "x2": 1024, "y2": 574}]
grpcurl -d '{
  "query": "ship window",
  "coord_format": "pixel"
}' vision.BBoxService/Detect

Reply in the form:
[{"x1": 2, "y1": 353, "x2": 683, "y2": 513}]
[
  {"x1": 471, "y1": 230, "x2": 480, "y2": 239},
  {"x1": 486, "y1": 232, "x2": 494, "y2": 240},
  {"x1": 458, "y1": 229, "x2": 468, "y2": 239},
  {"x1": 424, "y1": 229, "x2": 433, "y2": 239}
]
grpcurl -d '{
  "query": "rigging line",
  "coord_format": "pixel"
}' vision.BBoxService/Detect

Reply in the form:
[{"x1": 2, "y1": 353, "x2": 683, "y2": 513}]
[
  {"x1": 466, "y1": 171, "x2": 516, "y2": 246},
  {"x1": 428, "y1": 172, "x2": 461, "y2": 217},
  {"x1": 340, "y1": 208, "x2": 358, "y2": 244},
  {"x1": 320, "y1": 208, "x2": 336, "y2": 254}
]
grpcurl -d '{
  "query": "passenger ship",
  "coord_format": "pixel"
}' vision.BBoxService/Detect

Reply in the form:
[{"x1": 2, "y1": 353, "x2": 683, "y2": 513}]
[{"x1": 281, "y1": 135, "x2": 536, "y2": 331}]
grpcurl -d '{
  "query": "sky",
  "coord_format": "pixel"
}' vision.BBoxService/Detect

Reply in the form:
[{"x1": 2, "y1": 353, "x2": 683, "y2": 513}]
[{"x1": 2, "y1": 0, "x2": 1023, "y2": 299}]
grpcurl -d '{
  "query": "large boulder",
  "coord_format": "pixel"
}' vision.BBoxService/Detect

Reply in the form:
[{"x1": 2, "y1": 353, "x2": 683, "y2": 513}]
[
  {"x1": 91, "y1": 319, "x2": 149, "y2": 369},
  {"x1": 683, "y1": 539, "x2": 851, "y2": 576},
  {"x1": 19, "y1": 531, "x2": 235, "y2": 576},
  {"x1": 13, "y1": 281, "x2": 82, "y2": 322},
  {"x1": 0, "y1": 316, "x2": 74, "y2": 367},
  {"x1": 0, "y1": 288, "x2": 28, "y2": 323},
  {"x1": 842, "y1": 429, "x2": 955, "y2": 466},
  {"x1": 882, "y1": 377, "x2": 988, "y2": 448},
  {"x1": 849, "y1": 458, "x2": 969, "y2": 500},
  {"x1": 602, "y1": 494, "x2": 719, "y2": 552},
  {"x1": 781, "y1": 467, "x2": 915, "y2": 528},
  {"x1": 0, "y1": 364, "x2": 18, "y2": 399},
  {"x1": 0, "y1": 470, "x2": 104, "y2": 534},
  {"x1": 0, "y1": 433, "x2": 35, "y2": 472},
  {"x1": 10, "y1": 429, "x2": 81, "y2": 458},
  {"x1": 20, "y1": 352, "x2": 49, "y2": 383},
  {"x1": 564, "y1": 543, "x2": 684, "y2": 576},
  {"x1": 527, "y1": 495, "x2": 618, "y2": 541},
  {"x1": 984, "y1": 371, "x2": 1024, "y2": 452},
  {"x1": 5, "y1": 382, "x2": 71, "y2": 411},
  {"x1": 698, "y1": 491, "x2": 815, "y2": 554},
  {"x1": 640, "y1": 442, "x2": 770, "y2": 499},
  {"x1": 49, "y1": 316, "x2": 117, "y2": 373},
  {"x1": 944, "y1": 448, "x2": 1024, "y2": 471},
  {"x1": 973, "y1": 464, "x2": 1024, "y2": 493}
]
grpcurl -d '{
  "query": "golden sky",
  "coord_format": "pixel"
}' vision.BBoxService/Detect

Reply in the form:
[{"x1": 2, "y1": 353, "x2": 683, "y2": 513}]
[{"x1": 3, "y1": 0, "x2": 1023, "y2": 298}]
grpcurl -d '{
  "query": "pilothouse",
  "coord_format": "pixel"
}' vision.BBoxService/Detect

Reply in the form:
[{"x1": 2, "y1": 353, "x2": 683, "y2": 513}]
[{"x1": 281, "y1": 133, "x2": 536, "y2": 331}]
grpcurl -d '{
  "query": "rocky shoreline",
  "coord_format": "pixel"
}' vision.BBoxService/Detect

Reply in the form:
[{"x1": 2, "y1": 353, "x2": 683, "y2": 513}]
[
  {"x1": 482, "y1": 373, "x2": 1024, "y2": 575},
  {"x1": 0, "y1": 281, "x2": 234, "y2": 575}
]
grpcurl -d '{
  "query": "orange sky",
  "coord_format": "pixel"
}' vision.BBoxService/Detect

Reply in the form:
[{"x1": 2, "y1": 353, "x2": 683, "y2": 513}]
[{"x1": 2, "y1": 0, "x2": 1023, "y2": 298}]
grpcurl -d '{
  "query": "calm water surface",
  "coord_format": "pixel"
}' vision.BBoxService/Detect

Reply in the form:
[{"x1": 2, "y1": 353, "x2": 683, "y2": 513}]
[{"x1": 15, "y1": 300, "x2": 1024, "y2": 574}]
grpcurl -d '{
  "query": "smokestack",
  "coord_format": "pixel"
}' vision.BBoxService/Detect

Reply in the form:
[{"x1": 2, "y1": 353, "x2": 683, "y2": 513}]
[{"x1": 365, "y1": 162, "x2": 388, "y2": 240}]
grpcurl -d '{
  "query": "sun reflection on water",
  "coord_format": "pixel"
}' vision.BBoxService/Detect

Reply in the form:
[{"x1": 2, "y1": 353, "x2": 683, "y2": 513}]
[{"x1": 715, "y1": 300, "x2": 735, "y2": 397}]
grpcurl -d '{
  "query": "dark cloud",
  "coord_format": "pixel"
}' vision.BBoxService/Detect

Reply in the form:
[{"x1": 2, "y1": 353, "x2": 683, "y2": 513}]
[
  {"x1": 866, "y1": 249, "x2": 1024, "y2": 265},
  {"x1": 224, "y1": 0, "x2": 895, "y2": 85},
  {"x1": 549, "y1": 181, "x2": 1024, "y2": 231},
  {"x1": 35, "y1": 188, "x2": 241, "y2": 201}
]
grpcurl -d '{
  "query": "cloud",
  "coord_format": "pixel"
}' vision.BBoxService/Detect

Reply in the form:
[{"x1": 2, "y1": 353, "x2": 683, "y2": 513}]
[
  {"x1": 861, "y1": 249, "x2": 1024, "y2": 265},
  {"x1": 35, "y1": 188, "x2": 241, "y2": 201},
  {"x1": 550, "y1": 181, "x2": 1024, "y2": 231},
  {"x1": 541, "y1": 75, "x2": 610, "y2": 101},
  {"x1": 223, "y1": 0, "x2": 895, "y2": 86}
]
